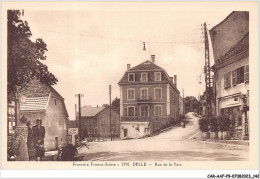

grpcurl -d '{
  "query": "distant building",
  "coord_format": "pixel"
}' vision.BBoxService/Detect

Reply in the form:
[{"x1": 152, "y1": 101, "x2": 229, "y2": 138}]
[
  {"x1": 19, "y1": 80, "x2": 69, "y2": 150},
  {"x1": 80, "y1": 106, "x2": 120, "y2": 139},
  {"x1": 118, "y1": 55, "x2": 180, "y2": 139},
  {"x1": 210, "y1": 11, "x2": 249, "y2": 139}
]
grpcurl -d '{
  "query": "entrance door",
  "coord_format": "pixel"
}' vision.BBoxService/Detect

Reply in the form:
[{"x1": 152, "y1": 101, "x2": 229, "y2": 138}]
[{"x1": 123, "y1": 129, "x2": 127, "y2": 137}]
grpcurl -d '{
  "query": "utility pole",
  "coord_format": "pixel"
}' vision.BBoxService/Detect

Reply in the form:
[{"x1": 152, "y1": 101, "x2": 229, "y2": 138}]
[
  {"x1": 76, "y1": 94, "x2": 84, "y2": 141},
  {"x1": 203, "y1": 22, "x2": 213, "y2": 116},
  {"x1": 109, "y1": 85, "x2": 112, "y2": 141},
  {"x1": 75, "y1": 104, "x2": 78, "y2": 126}
]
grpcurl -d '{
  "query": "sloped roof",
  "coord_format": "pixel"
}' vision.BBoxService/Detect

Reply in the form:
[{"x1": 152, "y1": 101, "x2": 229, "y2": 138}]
[
  {"x1": 220, "y1": 32, "x2": 249, "y2": 62},
  {"x1": 81, "y1": 106, "x2": 106, "y2": 117},
  {"x1": 49, "y1": 86, "x2": 64, "y2": 100},
  {"x1": 129, "y1": 60, "x2": 163, "y2": 71},
  {"x1": 20, "y1": 95, "x2": 50, "y2": 111}
]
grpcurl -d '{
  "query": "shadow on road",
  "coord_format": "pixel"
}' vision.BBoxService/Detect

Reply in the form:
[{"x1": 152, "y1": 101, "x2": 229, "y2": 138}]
[{"x1": 84, "y1": 150, "x2": 247, "y2": 161}]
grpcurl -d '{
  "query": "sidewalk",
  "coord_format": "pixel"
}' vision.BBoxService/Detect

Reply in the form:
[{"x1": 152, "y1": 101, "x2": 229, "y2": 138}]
[{"x1": 190, "y1": 132, "x2": 249, "y2": 150}]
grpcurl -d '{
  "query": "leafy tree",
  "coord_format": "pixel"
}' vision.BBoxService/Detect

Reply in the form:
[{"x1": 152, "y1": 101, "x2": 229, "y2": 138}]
[
  {"x1": 184, "y1": 96, "x2": 199, "y2": 112},
  {"x1": 111, "y1": 97, "x2": 120, "y2": 109},
  {"x1": 8, "y1": 10, "x2": 57, "y2": 97}
]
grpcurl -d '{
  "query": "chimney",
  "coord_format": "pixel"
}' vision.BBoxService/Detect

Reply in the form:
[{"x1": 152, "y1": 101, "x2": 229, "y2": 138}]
[
  {"x1": 151, "y1": 55, "x2": 155, "y2": 63},
  {"x1": 127, "y1": 64, "x2": 131, "y2": 70},
  {"x1": 170, "y1": 77, "x2": 173, "y2": 83},
  {"x1": 174, "y1": 75, "x2": 177, "y2": 87}
]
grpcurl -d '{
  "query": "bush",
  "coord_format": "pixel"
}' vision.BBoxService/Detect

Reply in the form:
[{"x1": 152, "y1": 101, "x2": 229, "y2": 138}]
[
  {"x1": 199, "y1": 117, "x2": 209, "y2": 132},
  {"x1": 222, "y1": 115, "x2": 231, "y2": 131},
  {"x1": 209, "y1": 116, "x2": 218, "y2": 132},
  {"x1": 217, "y1": 115, "x2": 231, "y2": 132}
]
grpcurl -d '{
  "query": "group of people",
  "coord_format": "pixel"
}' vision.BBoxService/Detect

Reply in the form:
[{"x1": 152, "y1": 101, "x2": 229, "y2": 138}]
[{"x1": 12, "y1": 116, "x2": 46, "y2": 161}]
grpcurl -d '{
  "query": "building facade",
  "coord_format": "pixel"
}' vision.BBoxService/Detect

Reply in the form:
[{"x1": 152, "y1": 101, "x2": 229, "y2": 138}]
[
  {"x1": 18, "y1": 80, "x2": 69, "y2": 150},
  {"x1": 118, "y1": 56, "x2": 180, "y2": 139},
  {"x1": 210, "y1": 11, "x2": 249, "y2": 140},
  {"x1": 80, "y1": 106, "x2": 120, "y2": 139}
]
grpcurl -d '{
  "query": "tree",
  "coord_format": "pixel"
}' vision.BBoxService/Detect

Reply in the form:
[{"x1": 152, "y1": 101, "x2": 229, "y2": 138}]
[
  {"x1": 184, "y1": 96, "x2": 199, "y2": 112},
  {"x1": 111, "y1": 97, "x2": 120, "y2": 109},
  {"x1": 8, "y1": 10, "x2": 58, "y2": 97}
]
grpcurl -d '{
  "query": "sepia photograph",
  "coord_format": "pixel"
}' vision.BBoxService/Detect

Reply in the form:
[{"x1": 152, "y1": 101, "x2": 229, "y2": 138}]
[{"x1": 1, "y1": 1, "x2": 259, "y2": 172}]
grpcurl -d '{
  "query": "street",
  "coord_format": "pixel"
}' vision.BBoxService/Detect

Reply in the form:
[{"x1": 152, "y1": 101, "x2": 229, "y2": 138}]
[{"x1": 78, "y1": 112, "x2": 249, "y2": 161}]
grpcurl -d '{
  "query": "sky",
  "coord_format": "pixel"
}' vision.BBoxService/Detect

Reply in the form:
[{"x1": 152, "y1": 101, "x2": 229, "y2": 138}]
[{"x1": 20, "y1": 3, "x2": 232, "y2": 120}]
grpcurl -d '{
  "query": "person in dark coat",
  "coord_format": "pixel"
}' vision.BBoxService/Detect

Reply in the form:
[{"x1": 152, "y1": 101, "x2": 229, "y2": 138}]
[
  {"x1": 32, "y1": 119, "x2": 46, "y2": 161},
  {"x1": 26, "y1": 120, "x2": 35, "y2": 161}
]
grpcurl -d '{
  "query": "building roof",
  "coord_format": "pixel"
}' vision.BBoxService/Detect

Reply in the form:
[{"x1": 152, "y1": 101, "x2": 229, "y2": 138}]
[
  {"x1": 19, "y1": 79, "x2": 69, "y2": 117},
  {"x1": 81, "y1": 106, "x2": 106, "y2": 117},
  {"x1": 49, "y1": 86, "x2": 64, "y2": 100},
  {"x1": 129, "y1": 60, "x2": 163, "y2": 71},
  {"x1": 118, "y1": 60, "x2": 180, "y2": 94},
  {"x1": 20, "y1": 95, "x2": 50, "y2": 111},
  {"x1": 209, "y1": 11, "x2": 249, "y2": 64}
]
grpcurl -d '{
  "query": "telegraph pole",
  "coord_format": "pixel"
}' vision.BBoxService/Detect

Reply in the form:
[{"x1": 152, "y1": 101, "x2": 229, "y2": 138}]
[
  {"x1": 202, "y1": 22, "x2": 213, "y2": 116},
  {"x1": 109, "y1": 85, "x2": 112, "y2": 141},
  {"x1": 76, "y1": 94, "x2": 84, "y2": 141}
]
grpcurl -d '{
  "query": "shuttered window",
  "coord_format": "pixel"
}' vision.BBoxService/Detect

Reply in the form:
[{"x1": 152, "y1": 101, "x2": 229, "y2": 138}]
[
  {"x1": 244, "y1": 65, "x2": 249, "y2": 82},
  {"x1": 141, "y1": 88, "x2": 148, "y2": 100},
  {"x1": 128, "y1": 106, "x2": 135, "y2": 116},
  {"x1": 154, "y1": 105, "x2": 162, "y2": 116},
  {"x1": 232, "y1": 70, "x2": 237, "y2": 86},
  {"x1": 237, "y1": 66, "x2": 244, "y2": 84},
  {"x1": 140, "y1": 106, "x2": 149, "y2": 116},
  {"x1": 224, "y1": 72, "x2": 231, "y2": 88},
  {"x1": 127, "y1": 89, "x2": 135, "y2": 100},
  {"x1": 154, "y1": 88, "x2": 162, "y2": 99}
]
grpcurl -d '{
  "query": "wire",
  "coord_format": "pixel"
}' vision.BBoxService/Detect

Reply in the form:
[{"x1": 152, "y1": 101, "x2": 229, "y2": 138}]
[{"x1": 38, "y1": 29, "x2": 203, "y2": 44}]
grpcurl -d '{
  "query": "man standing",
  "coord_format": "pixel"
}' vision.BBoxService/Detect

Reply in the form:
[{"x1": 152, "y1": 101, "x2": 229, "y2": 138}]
[{"x1": 32, "y1": 119, "x2": 46, "y2": 161}]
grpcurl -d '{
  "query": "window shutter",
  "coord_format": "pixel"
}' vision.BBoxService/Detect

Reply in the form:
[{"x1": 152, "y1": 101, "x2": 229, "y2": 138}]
[
  {"x1": 232, "y1": 70, "x2": 237, "y2": 86},
  {"x1": 228, "y1": 72, "x2": 231, "y2": 87},
  {"x1": 135, "y1": 107, "x2": 138, "y2": 116},
  {"x1": 245, "y1": 65, "x2": 249, "y2": 82}
]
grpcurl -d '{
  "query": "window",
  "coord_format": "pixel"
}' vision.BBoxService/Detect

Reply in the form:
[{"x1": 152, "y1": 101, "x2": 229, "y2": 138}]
[
  {"x1": 128, "y1": 73, "x2": 135, "y2": 82},
  {"x1": 237, "y1": 66, "x2": 244, "y2": 84},
  {"x1": 154, "y1": 72, "x2": 161, "y2": 81},
  {"x1": 140, "y1": 88, "x2": 148, "y2": 100},
  {"x1": 154, "y1": 88, "x2": 162, "y2": 99},
  {"x1": 55, "y1": 99, "x2": 57, "y2": 105},
  {"x1": 141, "y1": 73, "x2": 148, "y2": 82},
  {"x1": 232, "y1": 70, "x2": 237, "y2": 86},
  {"x1": 244, "y1": 65, "x2": 249, "y2": 82},
  {"x1": 224, "y1": 72, "x2": 231, "y2": 88},
  {"x1": 154, "y1": 105, "x2": 162, "y2": 116},
  {"x1": 127, "y1": 89, "x2": 135, "y2": 100},
  {"x1": 140, "y1": 106, "x2": 149, "y2": 116},
  {"x1": 128, "y1": 106, "x2": 135, "y2": 116}
]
